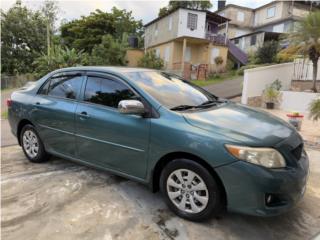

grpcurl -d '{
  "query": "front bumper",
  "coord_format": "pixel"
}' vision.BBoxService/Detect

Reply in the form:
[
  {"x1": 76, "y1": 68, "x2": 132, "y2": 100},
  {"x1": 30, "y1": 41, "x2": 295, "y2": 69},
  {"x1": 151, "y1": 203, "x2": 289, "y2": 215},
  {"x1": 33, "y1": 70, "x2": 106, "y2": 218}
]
[{"x1": 215, "y1": 152, "x2": 309, "y2": 216}]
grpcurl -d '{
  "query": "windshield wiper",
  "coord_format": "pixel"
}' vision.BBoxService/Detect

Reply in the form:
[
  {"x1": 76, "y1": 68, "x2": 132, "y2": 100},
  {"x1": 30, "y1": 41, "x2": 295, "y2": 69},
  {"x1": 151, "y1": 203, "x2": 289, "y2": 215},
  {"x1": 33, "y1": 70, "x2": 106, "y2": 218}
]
[
  {"x1": 198, "y1": 100, "x2": 218, "y2": 106},
  {"x1": 170, "y1": 105, "x2": 195, "y2": 111}
]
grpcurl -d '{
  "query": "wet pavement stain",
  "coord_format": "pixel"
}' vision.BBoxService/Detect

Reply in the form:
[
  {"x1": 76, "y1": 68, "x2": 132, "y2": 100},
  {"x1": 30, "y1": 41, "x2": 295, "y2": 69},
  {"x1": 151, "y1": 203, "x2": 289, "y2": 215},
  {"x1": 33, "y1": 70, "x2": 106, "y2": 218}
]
[{"x1": 1, "y1": 145, "x2": 320, "y2": 240}]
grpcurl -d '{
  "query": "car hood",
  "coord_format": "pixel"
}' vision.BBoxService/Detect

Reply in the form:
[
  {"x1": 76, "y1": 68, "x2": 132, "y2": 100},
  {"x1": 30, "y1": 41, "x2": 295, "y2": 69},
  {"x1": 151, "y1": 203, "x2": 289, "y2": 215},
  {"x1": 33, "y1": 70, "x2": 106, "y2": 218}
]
[{"x1": 183, "y1": 102, "x2": 296, "y2": 147}]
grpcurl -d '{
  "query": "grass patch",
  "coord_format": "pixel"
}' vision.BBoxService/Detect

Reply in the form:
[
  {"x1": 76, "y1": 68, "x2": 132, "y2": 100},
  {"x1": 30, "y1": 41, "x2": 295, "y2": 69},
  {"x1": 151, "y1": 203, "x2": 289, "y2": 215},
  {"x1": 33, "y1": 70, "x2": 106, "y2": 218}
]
[
  {"x1": 1, "y1": 110, "x2": 8, "y2": 119},
  {"x1": 1, "y1": 87, "x2": 16, "y2": 93},
  {"x1": 191, "y1": 70, "x2": 239, "y2": 87}
]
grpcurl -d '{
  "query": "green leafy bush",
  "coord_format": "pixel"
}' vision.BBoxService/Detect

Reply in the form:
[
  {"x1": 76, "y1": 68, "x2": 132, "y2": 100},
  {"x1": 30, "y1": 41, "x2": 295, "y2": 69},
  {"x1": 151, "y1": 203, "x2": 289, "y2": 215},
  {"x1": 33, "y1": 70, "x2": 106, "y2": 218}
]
[
  {"x1": 214, "y1": 56, "x2": 223, "y2": 65},
  {"x1": 256, "y1": 40, "x2": 279, "y2": 64},
  {"x1": 89, "y1": 34, "x2": 128, "y2": 66},
  {"x1": 33, "y1": 45, "x2": 87, "y2": 77},
  {"x1": 137, "y1": 50, "x2": 164, "y2": 69},
  {"x1": 226, "y1": 59, "x2": 235, "y2": 71},
  {"x1": 247, "y1": 50, "x2": 259, "y2": 64},
  {"x1": 309, "y1": 98, "x2": 320, "y2": 121},
  {"x1": 263, "y1": 84, "x2": 280, "y2": 103},
  {"x1": 276, "y1": 45, "x2": 302, "y2": 63},
  {"x1": 270, "y1": 79, "x2": 282, "y2": 90}
]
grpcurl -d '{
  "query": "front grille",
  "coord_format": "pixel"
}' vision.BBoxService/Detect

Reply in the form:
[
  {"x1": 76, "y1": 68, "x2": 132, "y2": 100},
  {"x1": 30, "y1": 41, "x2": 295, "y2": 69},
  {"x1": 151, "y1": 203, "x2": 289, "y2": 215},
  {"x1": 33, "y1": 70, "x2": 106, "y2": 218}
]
[{"x1": 291, "y1": 143, "x2": 303, "y2": 160}]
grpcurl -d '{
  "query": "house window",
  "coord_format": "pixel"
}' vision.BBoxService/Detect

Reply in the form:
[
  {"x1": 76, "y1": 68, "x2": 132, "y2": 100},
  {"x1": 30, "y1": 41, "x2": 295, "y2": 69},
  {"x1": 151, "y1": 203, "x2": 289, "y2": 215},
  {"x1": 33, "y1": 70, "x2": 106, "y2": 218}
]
[
  {"x1": 211, "y1": 48, "x2": 220, "y2": 64},
  {"x1": 187, "y1": 13, "x2": 197, "y2": 30},
  {"x1": 185, "y1": 47, "x2": 191, "y2": 62},
  {"x1": 273, "y1": 23, "x2": 284, "y2": 33},
  {"x1": 168, "y1": 16, "x2": 172, "y2": 31},
  {"x1": 164, "y1": 46, "x2": 170, "y2": 62},
  {"x1": 237, "y1": 11, "x2": 244, "y2": 22},
  {"x1": 155, "y1": 23, "x2": 158, "y2": 36},
  {"x1": 234, "y1": 38, "x2": 239, "y2": 44},
  {"x1": 267, "y1": 6, "x2": 276, "y2": 18},
  {"x1": 250, "y1": 35, "x2": 257, "y2": 45}
]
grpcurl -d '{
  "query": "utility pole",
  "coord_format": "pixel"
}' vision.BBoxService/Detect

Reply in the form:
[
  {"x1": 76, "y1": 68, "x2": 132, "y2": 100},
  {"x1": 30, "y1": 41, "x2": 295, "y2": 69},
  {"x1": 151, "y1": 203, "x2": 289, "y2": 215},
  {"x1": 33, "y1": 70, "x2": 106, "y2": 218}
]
[{"x1": 47, "y1": 18, "x2": 50, "y2": 62}]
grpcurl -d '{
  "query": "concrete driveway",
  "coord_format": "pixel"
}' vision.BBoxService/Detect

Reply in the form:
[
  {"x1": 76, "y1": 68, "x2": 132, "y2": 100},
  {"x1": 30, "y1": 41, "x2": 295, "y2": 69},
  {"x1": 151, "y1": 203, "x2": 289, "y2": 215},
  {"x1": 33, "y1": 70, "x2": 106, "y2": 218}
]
[
  {"x1": 204, "y1": 76, "x2": 243, "y2": 99},
  {"x1": 1, "y1": 119, "x2": 18, "y2": 147},
  {"x1": 1, "y1": 145, "x2": 320, "y2": 240}
]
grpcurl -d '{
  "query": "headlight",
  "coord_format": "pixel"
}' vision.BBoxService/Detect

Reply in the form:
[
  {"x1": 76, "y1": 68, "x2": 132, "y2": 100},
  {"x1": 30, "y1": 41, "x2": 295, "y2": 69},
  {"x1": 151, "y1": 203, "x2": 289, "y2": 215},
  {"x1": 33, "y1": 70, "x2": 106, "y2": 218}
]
[{"x1": 225, "y1": 144, "x2": 286, "y2": 168}]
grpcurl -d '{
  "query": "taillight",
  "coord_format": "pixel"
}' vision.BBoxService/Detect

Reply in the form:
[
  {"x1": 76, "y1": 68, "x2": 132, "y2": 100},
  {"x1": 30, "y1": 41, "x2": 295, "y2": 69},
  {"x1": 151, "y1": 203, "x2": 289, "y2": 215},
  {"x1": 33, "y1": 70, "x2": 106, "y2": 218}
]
[{"x1": 6, "y1": 99, "x2": 13, "y2": 107}]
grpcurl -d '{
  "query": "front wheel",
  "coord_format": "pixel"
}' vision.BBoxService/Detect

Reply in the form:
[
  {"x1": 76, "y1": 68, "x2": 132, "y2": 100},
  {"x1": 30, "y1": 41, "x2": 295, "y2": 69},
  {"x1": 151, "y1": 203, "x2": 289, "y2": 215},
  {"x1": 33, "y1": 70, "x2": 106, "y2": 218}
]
[
  {"x1": 20, "y1": 124, "x2": 50, "y2": 163},
  {"x1": 160, "y1": 159, "x2": 223, "y2": 221}
]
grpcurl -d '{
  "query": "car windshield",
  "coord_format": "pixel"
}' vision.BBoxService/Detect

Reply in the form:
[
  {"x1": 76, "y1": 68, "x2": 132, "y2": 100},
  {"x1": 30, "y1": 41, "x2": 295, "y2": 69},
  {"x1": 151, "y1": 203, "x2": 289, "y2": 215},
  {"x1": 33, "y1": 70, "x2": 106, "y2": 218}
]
[{"x1": 125, "y1": 71, "x2": 217, "y2": 110}]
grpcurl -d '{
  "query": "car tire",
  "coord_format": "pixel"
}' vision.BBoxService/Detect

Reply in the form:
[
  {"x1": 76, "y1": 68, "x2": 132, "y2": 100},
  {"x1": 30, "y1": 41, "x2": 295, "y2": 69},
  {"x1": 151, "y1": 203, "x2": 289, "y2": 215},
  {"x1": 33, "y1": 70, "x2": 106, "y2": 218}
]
[
  {"x1": 20, "y1": 124, "x2": 50, "y2": 163},
  {"x1": 160, "y1": 159, "x2": 223, "y2": 221}
]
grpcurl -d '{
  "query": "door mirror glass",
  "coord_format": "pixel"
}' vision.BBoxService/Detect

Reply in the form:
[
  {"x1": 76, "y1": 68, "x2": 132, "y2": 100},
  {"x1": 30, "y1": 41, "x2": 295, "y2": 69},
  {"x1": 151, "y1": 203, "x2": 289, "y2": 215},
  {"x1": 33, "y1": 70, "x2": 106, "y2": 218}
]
[{"x1": 118, "y1": 100, "x2": 145, "y2": 115}]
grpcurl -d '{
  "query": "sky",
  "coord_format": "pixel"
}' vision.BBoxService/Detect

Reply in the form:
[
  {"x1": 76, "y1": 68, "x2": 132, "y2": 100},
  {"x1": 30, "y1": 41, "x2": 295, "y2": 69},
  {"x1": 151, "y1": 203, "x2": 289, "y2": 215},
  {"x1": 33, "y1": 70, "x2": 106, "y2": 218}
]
[{"x1": 1, "y1": 0, "x2": 273, "y2": 25}]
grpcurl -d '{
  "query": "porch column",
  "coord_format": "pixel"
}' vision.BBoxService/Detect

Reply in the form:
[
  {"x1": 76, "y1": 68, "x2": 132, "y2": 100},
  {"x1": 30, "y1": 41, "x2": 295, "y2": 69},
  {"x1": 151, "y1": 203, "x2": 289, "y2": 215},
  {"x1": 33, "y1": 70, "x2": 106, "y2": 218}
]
[
  {"x1": 225, "y1": 21, "x2": 229, "y2": 45},
  {"x1": 181, "y1": 38, "x2": 187, "y2": 75},
  {"x1": 207, "y1": 43, "x2": 212, "y2": 73}
]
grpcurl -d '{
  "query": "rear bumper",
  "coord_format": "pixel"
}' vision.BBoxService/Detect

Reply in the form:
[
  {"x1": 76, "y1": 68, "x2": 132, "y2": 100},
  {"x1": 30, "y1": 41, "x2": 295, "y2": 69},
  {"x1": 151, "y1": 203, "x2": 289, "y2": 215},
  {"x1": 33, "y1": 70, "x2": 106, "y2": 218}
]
[{"x1": 215, "y1": 152, "x2": 309, "y2": 216}]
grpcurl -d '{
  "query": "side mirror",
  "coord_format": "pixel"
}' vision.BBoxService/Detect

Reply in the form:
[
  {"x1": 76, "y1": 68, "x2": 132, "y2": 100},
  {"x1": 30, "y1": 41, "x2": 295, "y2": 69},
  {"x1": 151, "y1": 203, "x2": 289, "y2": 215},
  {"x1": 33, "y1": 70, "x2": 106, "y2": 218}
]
[{"x1": 118, "y1": 100, "x2": 145, "y2": 115}]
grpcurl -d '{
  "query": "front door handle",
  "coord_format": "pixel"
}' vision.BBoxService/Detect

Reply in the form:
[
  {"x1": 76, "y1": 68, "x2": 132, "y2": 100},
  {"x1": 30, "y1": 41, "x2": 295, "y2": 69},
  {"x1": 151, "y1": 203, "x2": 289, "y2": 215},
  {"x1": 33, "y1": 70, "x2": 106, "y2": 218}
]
[{"x1": 78, "y1": 111, "x2": 90, "y2": 120}]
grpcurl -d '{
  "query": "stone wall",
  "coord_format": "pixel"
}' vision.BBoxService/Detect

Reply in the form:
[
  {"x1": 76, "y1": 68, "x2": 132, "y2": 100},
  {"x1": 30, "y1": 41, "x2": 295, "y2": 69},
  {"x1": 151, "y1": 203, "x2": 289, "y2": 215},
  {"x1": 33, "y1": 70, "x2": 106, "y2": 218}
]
[{"x1": 291, "y1": 80, "x2": 320, "y2": 91}]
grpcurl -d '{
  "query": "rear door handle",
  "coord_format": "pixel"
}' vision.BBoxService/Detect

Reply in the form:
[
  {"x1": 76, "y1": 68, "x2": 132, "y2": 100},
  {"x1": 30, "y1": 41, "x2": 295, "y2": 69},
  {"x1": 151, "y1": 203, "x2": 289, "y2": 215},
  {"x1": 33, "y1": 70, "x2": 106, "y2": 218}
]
[{"x1": 78, "y1": 111, "x2": 90, "y2": 120}]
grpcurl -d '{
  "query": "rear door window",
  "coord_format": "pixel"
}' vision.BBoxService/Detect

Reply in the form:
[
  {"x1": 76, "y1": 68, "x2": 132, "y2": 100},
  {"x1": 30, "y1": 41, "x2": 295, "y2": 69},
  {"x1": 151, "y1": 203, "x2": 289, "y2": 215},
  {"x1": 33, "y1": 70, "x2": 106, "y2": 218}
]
[{"x1": 46, "y1": 75, "x2": 82, "y2": 99}]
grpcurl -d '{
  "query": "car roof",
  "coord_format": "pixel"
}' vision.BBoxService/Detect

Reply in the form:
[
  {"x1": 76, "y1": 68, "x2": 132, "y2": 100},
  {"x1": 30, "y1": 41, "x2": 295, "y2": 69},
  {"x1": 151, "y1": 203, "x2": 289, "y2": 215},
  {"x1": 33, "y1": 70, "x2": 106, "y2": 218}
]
[{"x1": 54, "y1": 66, "x2": 157, "y2": 74}]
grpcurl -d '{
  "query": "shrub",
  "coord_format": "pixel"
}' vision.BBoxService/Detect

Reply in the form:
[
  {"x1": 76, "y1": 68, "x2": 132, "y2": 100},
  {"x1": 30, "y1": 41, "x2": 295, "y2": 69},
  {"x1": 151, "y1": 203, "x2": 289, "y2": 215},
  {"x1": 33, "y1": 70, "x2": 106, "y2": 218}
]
[
  {"x1": 276, "y1": 45, "x2": 302, "y2": 63},
  {"x1": 309, "y1": 98, "x2": 320, "y2": 121},
  {"x1": 256, "y1": 40, "x2": 279, "y2": 64},
  {"x1": 89, "y1": 34, "x2": 128, "y2": 66},
  {"x1": 138, "y1": 50, "x2": 164, "y2": 69},
  {"x1": 263, "y1": 84, "x2": 280, "y2": 103},
  {"x1": 270, "y1": 79, "x2": 282, "y2": 90},
  {"x1": 226, "y1": 59, "x2": 235, "y2": 71},
  {"x1": 214, "y1": 56, "x2": 223, "y2": 65},
  {"x1": 33, "y1": 45, "x2": 87, "y2": 77},
  {"x1": 247, "y1": 50, "x2": 259, "y2": 64}
]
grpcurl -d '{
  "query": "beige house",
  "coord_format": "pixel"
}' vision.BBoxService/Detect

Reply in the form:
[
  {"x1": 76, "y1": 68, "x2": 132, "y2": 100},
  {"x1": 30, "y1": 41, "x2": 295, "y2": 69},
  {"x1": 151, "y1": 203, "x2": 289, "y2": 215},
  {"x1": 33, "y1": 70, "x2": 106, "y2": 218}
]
[
  {"x1": 144, "y1": 7, "x2": 242, "y2": 79},
  {"x1": 216, "y1": 1, "x2": 313, "y2": 53}
]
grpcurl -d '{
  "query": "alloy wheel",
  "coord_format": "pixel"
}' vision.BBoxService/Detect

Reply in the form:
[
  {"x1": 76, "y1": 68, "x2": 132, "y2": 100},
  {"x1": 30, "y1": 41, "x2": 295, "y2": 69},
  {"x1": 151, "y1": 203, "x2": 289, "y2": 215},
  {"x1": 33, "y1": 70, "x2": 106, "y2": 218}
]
[
  {"x1": 22, "y1": 130, "x2": 39, "y2": 158},
  {"x1": 166, "y1": 169, "x2": 209, "y2": 213}
]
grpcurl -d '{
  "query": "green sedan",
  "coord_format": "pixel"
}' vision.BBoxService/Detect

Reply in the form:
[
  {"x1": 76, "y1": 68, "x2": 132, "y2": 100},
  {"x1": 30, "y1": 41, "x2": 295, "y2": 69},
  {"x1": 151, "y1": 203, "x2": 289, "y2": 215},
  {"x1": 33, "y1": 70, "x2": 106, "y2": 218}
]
[{"x1": 7, "y1": 67, "x2": 309, "y2": 221}]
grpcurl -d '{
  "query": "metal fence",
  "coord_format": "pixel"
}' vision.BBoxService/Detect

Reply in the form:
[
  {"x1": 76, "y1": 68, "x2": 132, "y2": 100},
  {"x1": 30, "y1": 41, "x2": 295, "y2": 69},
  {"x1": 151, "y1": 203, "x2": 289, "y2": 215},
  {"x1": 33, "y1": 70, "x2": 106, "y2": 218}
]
[{"x1": 1, "y1": 74, "x2": 36, "y2": 89}]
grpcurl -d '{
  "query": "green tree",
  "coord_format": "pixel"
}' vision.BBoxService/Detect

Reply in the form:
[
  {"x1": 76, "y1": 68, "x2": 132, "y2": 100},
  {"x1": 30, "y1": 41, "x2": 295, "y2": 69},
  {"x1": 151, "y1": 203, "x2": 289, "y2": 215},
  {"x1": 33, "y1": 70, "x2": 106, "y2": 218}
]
[
  {"x1": 111, "y1": 7, "x2": 143, "y2": 40},
  {"x1": 1, "y1": 1, "x2": 47, "y2": 74},
  {"x1": 158, "y1": 7, "x2": 169, "y2": 17},
  {"x1": 33, "y1": 45, "x2": 87, "y2": 77},
  {"x1": 60, "y1": 7, "x2": 143, "y2": 53},
  {"x1": 138, "y1": 50, "x2": 164, "y2": 69},
  {"x1": 256, "y1": 40, "x2": 279, "y2": 64},
  {"x1": 289, "y1": 11, "x2": 320, "y2": 92},
  {"x1": 89, "y1": 34, "x2": 128, "y2": 66},
  {"x1": 158, "y1": 1, "x2": 212, "y2": 16}
]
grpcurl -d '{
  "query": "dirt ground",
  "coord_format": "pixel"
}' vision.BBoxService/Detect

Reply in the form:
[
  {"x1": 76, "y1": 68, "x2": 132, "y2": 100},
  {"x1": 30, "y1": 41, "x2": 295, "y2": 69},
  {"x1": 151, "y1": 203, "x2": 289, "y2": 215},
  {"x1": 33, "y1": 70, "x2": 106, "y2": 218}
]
[{"x1": 1, "y1": 145, "x2": 320, "y2": 240}]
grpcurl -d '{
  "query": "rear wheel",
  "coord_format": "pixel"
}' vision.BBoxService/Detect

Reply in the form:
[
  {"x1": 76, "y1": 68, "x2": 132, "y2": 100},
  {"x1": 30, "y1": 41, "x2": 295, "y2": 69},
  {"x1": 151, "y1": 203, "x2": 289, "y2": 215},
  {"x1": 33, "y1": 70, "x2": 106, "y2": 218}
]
[
  {"x1": 160, "y1": 159, "x2": 223, "y2": 221},
  {"x1": 20, "y1": 124, "x2": 50, "y2": 163}
]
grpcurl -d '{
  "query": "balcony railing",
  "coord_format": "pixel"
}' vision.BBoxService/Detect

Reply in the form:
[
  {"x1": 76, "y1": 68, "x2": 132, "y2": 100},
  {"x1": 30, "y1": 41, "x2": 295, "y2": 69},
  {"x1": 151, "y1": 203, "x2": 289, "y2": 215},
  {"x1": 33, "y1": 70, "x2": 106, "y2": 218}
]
[
  {"x1": 205, "y1": 33, "x2": 227, "y2": 46},
  {"x1": 205, "y1": 32, "x2": 248, "y2": 65}
]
